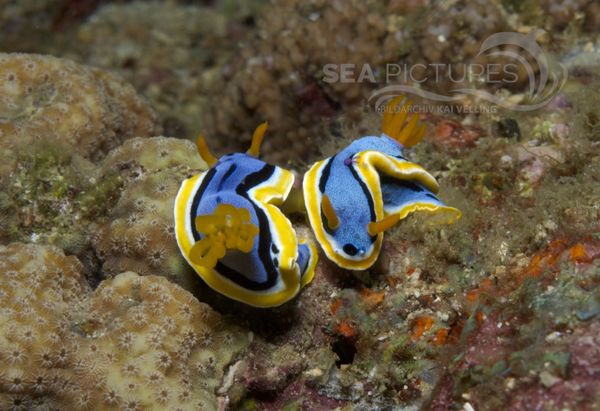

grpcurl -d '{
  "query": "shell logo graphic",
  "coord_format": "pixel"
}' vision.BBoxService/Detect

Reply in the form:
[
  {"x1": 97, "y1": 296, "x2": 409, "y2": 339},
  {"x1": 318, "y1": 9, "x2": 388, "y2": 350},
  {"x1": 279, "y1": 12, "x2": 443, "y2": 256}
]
[{"x1": 369, "y1": 30, "x2": 568, "y2": 112}]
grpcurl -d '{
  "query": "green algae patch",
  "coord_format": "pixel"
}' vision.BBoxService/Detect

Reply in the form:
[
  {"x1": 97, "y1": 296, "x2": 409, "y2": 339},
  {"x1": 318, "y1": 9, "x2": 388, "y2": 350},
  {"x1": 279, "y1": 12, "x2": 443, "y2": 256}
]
[{"x1": 0, "y1": 142, "x2": 122, "y2": 254}]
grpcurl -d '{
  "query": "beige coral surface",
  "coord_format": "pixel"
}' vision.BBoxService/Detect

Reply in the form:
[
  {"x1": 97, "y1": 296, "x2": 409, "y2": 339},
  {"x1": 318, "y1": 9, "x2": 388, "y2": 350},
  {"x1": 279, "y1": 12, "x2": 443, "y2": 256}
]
[
  {"x1": 0, "y1": 53, "x2": 163, "y2": 253},
  {"x1": 94, "y1": 137, "x2": 207, "y2": 290},
  {"x1": 0, "y1": 53, "x2": 161, "y2": 166},
  {"x1": 0, "y1": 243, "x2": 250, "y2": 410}
]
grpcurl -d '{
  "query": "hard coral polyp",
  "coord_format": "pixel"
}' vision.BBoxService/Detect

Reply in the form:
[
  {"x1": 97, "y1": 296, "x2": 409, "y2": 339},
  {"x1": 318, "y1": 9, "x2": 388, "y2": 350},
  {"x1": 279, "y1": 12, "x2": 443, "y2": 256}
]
[{"x1": 94, "y1": 137, "x2": 207, "y2": 291}]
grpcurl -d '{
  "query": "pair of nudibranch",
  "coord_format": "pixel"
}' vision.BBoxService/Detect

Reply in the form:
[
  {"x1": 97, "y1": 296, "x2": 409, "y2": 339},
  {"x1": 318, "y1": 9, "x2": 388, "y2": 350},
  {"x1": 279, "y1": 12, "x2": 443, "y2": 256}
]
[{"x1": 174, "y1": 98, "x2": 461, "y2": 307}]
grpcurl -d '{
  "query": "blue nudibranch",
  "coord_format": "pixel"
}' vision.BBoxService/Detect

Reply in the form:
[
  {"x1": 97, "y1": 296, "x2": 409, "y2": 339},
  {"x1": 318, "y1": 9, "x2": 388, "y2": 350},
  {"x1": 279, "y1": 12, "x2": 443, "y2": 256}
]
[
  {"x1": 174, "y1": 123, "x2": 317, "y2": 307},
  {"x1": 303, "y1": 97, "x2": 461, "y2": 270}
]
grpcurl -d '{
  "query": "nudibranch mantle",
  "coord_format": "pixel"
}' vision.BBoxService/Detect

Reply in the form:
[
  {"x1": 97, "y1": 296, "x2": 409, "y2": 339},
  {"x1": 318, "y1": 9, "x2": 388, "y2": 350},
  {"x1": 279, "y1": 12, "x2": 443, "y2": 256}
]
[
  {"x1": 303, "y1": 98, "x2": 461, "y2": 270},
  {"x1": 175, "y1": 126, "x2": 317, "y2": 307}
]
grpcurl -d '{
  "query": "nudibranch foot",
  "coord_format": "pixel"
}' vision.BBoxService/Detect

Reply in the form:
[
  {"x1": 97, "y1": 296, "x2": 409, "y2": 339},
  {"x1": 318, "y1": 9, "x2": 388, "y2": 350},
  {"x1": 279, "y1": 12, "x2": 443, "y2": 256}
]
[
  {"x1": 175, "y1": 123, "x2": 317, "y2": 307},
  {"x1": 380, "y1": 176, "x2": 462, "y2": 225},
  {"x1": 303, "y1": 97, "x2": 460, "y2": 270},
  {"x1": 297, "y1": 241, "x2": 318, "y2": 287}
]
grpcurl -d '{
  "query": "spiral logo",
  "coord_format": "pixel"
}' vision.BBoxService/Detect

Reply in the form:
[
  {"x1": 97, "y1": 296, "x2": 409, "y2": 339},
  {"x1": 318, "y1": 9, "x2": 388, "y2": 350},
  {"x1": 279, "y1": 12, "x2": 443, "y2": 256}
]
[{"x1": 369, "y1": 31, "x2": 568, "y2": 112}]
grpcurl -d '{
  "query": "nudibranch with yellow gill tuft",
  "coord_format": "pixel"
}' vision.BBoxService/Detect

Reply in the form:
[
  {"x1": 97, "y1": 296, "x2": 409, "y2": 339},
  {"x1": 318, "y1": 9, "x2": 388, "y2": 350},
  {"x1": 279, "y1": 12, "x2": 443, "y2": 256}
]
[
  {"x1": 303, "y1": 97, "x2": 461, "y2": 270},
  {"x1": 174, "y1": 123, "x2": 317, "y2": 307}
]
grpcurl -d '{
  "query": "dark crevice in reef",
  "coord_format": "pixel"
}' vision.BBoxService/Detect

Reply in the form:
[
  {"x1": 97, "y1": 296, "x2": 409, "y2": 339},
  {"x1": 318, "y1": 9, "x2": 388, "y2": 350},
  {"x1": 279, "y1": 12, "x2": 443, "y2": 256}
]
[
  {"x1": 77, "y1": 246, "x2": 105, "y2": 290},
  {"x1": 192, "y1": 281, "x2": 299, "y2": 339},
  {"x1": 332, "y1": 335, "x2": 357, "y2": 367}
]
